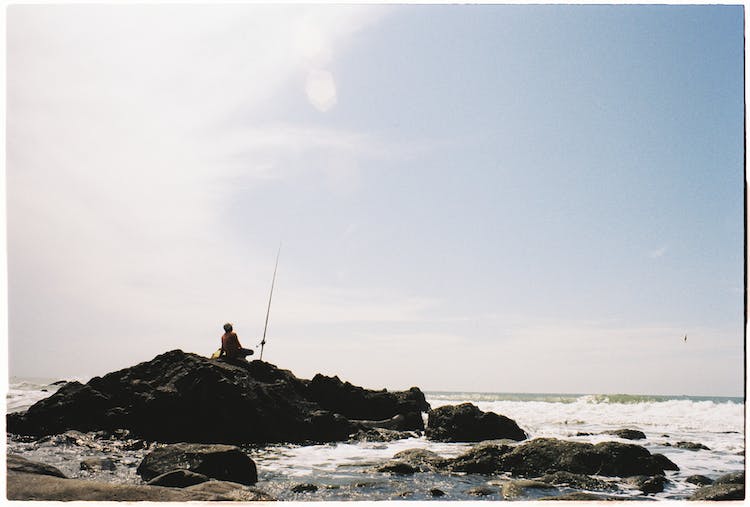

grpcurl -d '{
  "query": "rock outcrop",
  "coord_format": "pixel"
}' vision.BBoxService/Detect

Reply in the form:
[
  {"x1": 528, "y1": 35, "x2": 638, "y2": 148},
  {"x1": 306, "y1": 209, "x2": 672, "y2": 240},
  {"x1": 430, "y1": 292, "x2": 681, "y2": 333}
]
[
  {"x1": 498, "y1": 438, "x2": 678, "y2": 477},
  {"x1": 426, "y1": 403, "x2": 527, "y2": 442},
  {"x1": 7, "y1": 350, "x2": 430, "y2": 445},
  {"x1": 604, "y1": 429, "x2": 646, "y2": 440}
]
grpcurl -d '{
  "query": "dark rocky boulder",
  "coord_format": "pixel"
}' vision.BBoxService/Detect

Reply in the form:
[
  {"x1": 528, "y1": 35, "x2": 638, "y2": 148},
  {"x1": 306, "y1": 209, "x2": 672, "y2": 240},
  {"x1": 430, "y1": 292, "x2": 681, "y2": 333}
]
[
  {"x1": 306, "y1": 374, "x2": 428, "y2": 430},
  {"x1": 137, "y1": 443, "x2": 258, "y2": 485},
  {"x1": 689, "y1": 483, "x2": 745, "y2": 501},
  {"x1": 7, "y1": 349, "x2": 428, "y2": 445},
  {"x1": 376, "y1": 461, "x2": 419, "y2": 474},
  {"x1": 604, "y1": 429, "x2": 646, "y2": 440},
  {"x1": 426, "y1": 403, "x2": 527, "y2": 442},
  {"x1": 501, "y1": 479, "x2": 557, "y2": 499},
  {"x1": 291, "y1": 483, "x2": 318, "y2": 493},
  {"x1": 497, "y1": 438, "x2": 678, "y2": 477},
  {"x1": 348, "y1": 428, "x2": 419, "y2": 442}
]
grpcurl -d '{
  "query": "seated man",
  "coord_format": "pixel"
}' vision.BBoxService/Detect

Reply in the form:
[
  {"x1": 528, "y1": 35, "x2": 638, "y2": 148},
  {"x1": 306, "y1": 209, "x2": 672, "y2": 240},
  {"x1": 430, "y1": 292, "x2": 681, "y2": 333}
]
[{"x1": 219, "y1": 323, "x2": 254, "y2": 360}]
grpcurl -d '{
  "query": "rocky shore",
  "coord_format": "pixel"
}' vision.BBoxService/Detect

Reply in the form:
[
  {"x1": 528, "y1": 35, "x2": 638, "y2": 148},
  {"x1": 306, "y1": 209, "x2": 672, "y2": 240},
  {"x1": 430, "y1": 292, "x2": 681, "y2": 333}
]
[{"x1": 6, "y1": 350, "x2": 745, "y2": 501}]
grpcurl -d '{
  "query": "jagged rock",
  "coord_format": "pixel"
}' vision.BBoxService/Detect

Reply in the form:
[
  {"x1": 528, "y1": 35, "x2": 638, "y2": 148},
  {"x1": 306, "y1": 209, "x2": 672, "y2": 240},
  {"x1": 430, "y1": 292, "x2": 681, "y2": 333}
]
[
  {"x1": 686, "y1": 475, "x2": 713, "y2": 486},
  {"x1": 146, "y1": 470, "x2": 210, "y2": 487},
  {"x1": 7, "y1": 350, "x2": 428, "y2": 444},
  {"x1": 137, "y1": 443, "x2": 257, "y2": 485},
  {"x1": 501, "y1": 479, "x2": 557, "y2": 499},
  {"x1": 447, "y1": 442, "x2": 513, "y2": 474},
  {"x1": 714, "y1": 471, "x2": 744, "y2": 485},
  {"x1": 80, "y1": 457, "x2": 116, "y2": 471},
  {"x1": 605, "y1": 429, "x2": 646, "y2": 440},
  {"x1": 291, "y1": 483, "x2": 318, "y2": 493},
  {"x1": 689, "y1": 483, "x2": 745, "y2": 501},
  {"x1": 426, "y1": 403, "x2": 527, "y2": 442},
  {"x1": 539, "y1": 471, "x2": 618, "y2": 491},
  {"x1": 306, "y1": 374, "x2": 429, "y2": 430},
  {"x1": 7, "y1": 454, "x2": 67, "y2": 478},
  {"x1": 675, "y1": 441, "x2": 710, "y2": 451},
  {"x1": 627, "y1": 475, "x2": 668, "y2": 494},
  {"x1": 497, "y1": 438, "x2": 678, "y2": 477},
  {"x1": 392, "y1": 448, "x2": 449, "y2": 471}
]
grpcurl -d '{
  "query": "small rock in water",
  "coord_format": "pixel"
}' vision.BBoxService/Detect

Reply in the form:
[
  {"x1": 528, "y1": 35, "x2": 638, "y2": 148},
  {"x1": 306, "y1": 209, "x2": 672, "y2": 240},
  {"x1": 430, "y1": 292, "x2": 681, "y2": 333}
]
[
  {"x1": 429, "y1": 488, "x2": 445, "y2": 497},
  {"x1": 627, "y1": 475, "x2": 668, "y2": 494},
  {"x1": 392, "y1": 448, "x2": 449, "y2": 471},
  {"x1": 376, "y1": 461, "x2": 419, "y2": 475},
  {"x1": 674, "y1": 441, "x2": 710, "y2": 451},
  {"x1": 395, "y1": 491, "x2": 413, "y2": 498},
  {"x1": 291, "y1": 483, "x2": 318, "y2": 493},
  {"x1": 686, "y1": 475, "x2": 713, "y2": 486},
  {"x1": 80, "y1": 458, "x2": 116, "y2": 472},
  {"x1": 605, "y1": 429, "x2": 646, "y2": 440},
  {"x1": 502, "y1": 479, "x2": 556, "y2": 499},
  {"x1": 466, "y1": 486, "x2": 497, "y2": 496}
]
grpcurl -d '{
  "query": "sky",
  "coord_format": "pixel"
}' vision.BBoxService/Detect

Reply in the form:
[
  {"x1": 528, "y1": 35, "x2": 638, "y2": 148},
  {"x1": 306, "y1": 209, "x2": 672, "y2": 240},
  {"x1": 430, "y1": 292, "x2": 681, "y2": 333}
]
[{"x1": 4, "y1": 4, "x2": 745, "y2": 397}]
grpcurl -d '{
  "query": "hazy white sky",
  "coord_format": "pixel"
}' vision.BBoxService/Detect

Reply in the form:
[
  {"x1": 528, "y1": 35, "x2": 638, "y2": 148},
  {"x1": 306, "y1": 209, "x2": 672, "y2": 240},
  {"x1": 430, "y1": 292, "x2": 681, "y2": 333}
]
[{"x1": 5, "y1": 4, "x2": 745, "y2": 396}]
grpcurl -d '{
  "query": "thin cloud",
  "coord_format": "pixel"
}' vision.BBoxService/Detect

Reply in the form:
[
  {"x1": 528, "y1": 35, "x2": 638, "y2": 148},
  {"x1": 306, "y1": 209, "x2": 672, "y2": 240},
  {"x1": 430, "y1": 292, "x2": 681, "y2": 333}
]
[{"x1": 649, "y1": 246, "x2": 668, "y2": 258}]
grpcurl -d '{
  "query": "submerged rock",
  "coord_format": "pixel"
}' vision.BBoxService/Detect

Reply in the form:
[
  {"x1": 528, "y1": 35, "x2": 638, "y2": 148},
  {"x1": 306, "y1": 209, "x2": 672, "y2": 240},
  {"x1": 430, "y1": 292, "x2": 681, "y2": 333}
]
[
  {"x1": 291, "y1": 483, "x2": 319, "y2": 493},
  {"x1": 674, "y1": 441, "x2": 710, "y2": 451},
  {"x1": 539, "y1": 471, "x2": 618, "y2": 492},
  {"x1": 376, "y1": 461, "x2": 419, "y2": 475},
  {"x1": 392, "y1": 448, "x2": 449, "y2": 472},
  {"x1": 80, "y1": 457, "x2": 117, "y2": 472},
  {"x1": 686, "y1": 475, "x2": 713, "y2": 486},
  {"x1": 426, "y1": 403, "x2": 527, "y2": 442},
  {"x1": 501, "y1": 479, "x2": 557, "y2": 499},
  {"x1": 7, "y1": 349, "x2": 429, "y2": 445},
  {"x1": 137, "y1": 443, "x2": 258, "y2": 485},
  {"x1": 605, "y1": 429, "x2": 646, "y2": 440},
  {"x1": 466, "y1": 486, "x2": 497, "y2": 496}
]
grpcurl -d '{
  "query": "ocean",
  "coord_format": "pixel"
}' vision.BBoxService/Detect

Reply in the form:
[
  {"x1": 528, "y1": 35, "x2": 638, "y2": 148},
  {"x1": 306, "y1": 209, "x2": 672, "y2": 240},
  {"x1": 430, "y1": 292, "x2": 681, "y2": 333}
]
[{"x1": 6, "y1": 378, "x2": 745, "y2": 500}]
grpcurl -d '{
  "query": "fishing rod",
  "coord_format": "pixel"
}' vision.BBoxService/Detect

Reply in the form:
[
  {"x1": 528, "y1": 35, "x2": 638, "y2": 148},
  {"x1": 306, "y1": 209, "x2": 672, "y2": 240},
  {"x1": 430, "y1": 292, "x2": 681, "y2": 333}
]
[{"x1": 259, "y1": 244, "x2": 281, "y2": 361}]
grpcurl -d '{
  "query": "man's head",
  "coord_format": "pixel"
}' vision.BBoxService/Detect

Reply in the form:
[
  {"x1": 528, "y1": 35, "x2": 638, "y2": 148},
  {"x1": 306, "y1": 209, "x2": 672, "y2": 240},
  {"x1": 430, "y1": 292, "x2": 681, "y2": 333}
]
[{"x1": 223, "y1": 323, "x2": 233, "y2": 332}]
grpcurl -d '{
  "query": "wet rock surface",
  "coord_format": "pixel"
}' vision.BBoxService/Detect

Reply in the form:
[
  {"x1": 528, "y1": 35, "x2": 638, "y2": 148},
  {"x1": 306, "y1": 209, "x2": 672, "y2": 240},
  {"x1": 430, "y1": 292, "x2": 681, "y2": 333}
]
[
  {"x1": 7, "y1": 454, "x2": 67, "y2": 478},
  {"x1": 689, "y1": 483, "x2": 745, "y2": 501},
  {"x1": 538, "y1": 471, "x2": 619, "y2": 491},
  {"x1": 426, "y1": 403, "x2": 527, "y2": 442},
  {"x1": 7, "y1": 350, "x2": 429, "y2": 445},
  {"x1": 146, "y1": 469, "x2": 211, "y2": 488}
]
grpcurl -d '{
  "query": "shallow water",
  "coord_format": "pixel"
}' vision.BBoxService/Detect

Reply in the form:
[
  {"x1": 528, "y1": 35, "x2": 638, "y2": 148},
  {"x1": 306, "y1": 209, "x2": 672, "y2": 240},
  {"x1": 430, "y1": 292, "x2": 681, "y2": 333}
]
[{"x1": 6, "y1": 380, "x2": 744, "y2": 500}]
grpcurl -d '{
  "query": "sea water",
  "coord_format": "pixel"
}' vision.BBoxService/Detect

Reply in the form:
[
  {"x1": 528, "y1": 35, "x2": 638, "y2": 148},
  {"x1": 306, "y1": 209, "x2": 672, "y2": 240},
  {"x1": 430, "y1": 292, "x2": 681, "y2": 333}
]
[{"x1": 6, "y1": 379, "x2": 745, "y2": 500}]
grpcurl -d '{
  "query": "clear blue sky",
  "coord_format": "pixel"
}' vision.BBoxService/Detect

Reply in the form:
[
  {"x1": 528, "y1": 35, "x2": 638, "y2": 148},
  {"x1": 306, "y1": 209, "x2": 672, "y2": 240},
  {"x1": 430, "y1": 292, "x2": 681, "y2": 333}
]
[{"x1": 5, "y1": 4, "x2": 744, "y2": 396}]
